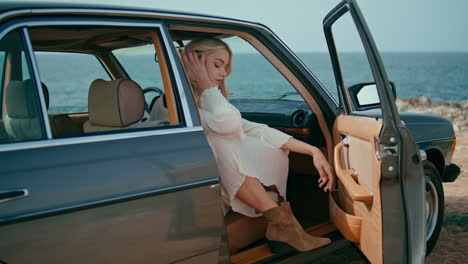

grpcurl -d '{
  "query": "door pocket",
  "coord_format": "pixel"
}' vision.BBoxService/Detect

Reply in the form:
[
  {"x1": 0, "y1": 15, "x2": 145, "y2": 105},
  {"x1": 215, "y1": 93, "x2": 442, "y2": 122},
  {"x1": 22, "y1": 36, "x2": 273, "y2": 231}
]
[{"x1": 329, "y1": 191, "x2": 362, "y2": 243}]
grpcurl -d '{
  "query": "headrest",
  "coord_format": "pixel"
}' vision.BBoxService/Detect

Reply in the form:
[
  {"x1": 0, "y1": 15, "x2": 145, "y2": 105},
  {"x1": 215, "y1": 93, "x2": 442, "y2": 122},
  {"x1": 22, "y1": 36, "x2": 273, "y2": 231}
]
[
  {"x1": 5, "y1": 79, "x2": 40, "y2": 118},
  {"x1": 88, "y1": 79, "x2": 144, "y2": 127}
]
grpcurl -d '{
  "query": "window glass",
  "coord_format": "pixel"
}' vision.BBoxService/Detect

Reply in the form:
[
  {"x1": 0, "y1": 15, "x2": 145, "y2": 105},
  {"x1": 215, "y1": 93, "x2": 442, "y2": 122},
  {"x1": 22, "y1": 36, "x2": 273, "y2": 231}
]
[
  {"x1": 29, "y1": 26, "x2": 181, "y2": 139},
  {"x1": 223, "y1": 37, "x2": 303, "y2": 101},
  {"x1": 175, "y1": 37, "x2": 301, "y2": 101},
  {"x1": 112, "y1": 45, "x2": 164, "y2": 108},
  {"x1": 0, "y1": 29, "x2": 46, "y2": 143},
  {"x1": 299, "y1": 53, "x2": 337, "y2": 102},
  {"x1": 331, "y1": 12, "x2": 381, "y2": 114},
  {"x1": 34, "y1": 52, "x2": 110, "y2": 114}
]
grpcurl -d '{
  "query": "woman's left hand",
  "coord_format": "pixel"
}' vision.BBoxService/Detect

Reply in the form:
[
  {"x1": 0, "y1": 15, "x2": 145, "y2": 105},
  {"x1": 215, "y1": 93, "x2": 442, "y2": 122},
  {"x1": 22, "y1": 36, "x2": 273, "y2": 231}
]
[
  {"x1": 281, "y1": 137, "x2": 335, "y2": 192},
  {"x1": 312, "y1": 149, "x2": 334, "y2": 192}
]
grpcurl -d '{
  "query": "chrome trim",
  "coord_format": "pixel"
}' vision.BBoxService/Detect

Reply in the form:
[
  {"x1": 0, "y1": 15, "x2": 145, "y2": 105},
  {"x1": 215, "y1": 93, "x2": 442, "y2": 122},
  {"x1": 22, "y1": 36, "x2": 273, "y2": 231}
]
[
  {"x1": 419, "y1": 149, "x2": 427, "y2": 161},
  {"x1": 0, "y1": 126, "x2": 203, "y2": 153},
  {"x1": 0, "y1": 9, "x2": 32, "y2": 24},
  {"x1": 33, "y1": 8, "x2": 264, "y2": 28},
  {"x1": 22, "y1": 27, "x2": 52, "y2": 139},
  {"x1": 7, "y1": 20, "x2": 163, "y2": 34},
  {"x1": 0, "y1": 188, "x2": 29, "y2": 204},
  {"x1": 415, "y1": 137, "x2": 455, "y2": 144},
  {"x1": 0, "y1": 177, "x2": 219, "y2": 223},
  {"x1": 159, "y1": 26, "x2": 194, "y2": 126}
]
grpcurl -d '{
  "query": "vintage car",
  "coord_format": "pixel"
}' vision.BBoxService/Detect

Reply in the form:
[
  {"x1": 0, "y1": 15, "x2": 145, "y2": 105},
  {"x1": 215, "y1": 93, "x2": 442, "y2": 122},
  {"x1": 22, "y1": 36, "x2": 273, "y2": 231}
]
[{"x1": 0, "y1": 0, "x2": 460, "y2": 263}]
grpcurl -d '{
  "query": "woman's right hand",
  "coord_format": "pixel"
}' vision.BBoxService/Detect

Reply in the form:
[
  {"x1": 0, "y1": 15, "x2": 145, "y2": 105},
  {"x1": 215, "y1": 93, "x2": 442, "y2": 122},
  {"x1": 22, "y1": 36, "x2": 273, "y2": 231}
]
[{"x1": 179, "y1": 49, "x2": 214, "y2": 94}]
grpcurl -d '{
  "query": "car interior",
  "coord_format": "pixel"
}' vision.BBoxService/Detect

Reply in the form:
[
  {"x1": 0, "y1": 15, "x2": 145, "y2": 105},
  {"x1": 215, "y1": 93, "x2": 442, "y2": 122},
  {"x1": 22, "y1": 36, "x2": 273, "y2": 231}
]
[{"x1": 1, "y1": 23, "x2": 384, "y2": 263}]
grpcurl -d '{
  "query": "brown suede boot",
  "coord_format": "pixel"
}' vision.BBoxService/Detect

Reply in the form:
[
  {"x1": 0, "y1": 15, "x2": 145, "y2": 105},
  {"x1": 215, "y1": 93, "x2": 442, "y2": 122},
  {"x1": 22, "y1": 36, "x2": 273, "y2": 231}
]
[{"x1": 263, "y1": 202, "x2": 331, "y2": 254}]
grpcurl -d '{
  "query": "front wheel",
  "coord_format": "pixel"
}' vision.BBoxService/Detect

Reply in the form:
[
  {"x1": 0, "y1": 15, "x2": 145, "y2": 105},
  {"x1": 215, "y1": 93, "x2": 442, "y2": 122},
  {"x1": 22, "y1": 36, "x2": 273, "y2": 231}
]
[{"x1": 424, "y1": 160, "x2": 444, "y2": 255}]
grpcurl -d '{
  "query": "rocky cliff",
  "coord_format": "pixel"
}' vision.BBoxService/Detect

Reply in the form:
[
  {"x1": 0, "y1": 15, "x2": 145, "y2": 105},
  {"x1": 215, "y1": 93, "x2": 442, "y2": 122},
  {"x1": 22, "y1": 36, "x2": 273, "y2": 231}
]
[{"x1": 396, "y1": 97, "x2": 468, "y2": 131}]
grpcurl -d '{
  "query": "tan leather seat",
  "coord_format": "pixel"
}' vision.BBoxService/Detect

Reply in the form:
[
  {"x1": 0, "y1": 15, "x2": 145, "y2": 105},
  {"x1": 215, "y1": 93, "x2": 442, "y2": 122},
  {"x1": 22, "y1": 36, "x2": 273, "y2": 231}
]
[
  {"x1": 3, "y1": 80, "x2": 43, "y2": 141},
  {"x1": 83, "y1": 79, "x2": 146, "y2": 133},
  {"x1": 49, "y1": 114, "x2": 82, "y2": 137},
  {"x1": 225, "y1": 210, "x2": 268, "y2": 254}
]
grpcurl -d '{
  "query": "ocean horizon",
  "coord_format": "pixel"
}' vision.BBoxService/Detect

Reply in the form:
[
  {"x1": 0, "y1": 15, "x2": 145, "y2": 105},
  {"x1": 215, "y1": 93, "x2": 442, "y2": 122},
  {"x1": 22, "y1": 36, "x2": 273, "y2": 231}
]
[
  {"x1": 31, "y1": 51, "x2": 468, "y2": 113},
  {"x1": 238, "y1": 51, "x2": 468, "y2": 103}
]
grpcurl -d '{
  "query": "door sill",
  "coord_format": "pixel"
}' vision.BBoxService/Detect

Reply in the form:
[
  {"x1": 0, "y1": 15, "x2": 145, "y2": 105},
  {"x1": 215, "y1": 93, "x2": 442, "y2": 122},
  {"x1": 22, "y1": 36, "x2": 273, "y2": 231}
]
[{"x1": 230, "y1": 221, "x2": 337, "y2": 264}]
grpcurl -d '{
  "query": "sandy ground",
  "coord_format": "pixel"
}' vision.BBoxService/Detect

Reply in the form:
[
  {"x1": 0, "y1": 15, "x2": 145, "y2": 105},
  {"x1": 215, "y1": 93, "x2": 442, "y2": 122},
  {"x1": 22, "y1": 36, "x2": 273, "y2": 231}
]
[{"x1": 425, "y1": 130, "x2": 468, "y2": 264}]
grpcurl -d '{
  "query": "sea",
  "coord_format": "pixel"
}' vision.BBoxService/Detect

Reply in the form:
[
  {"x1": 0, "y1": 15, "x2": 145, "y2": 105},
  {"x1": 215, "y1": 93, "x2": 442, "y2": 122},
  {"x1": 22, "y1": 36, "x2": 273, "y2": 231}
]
[
  {"x1": 228, "y1": 52, "x2": 468, "y2": 103},
  {"x1": 26, "y1": 52, "x2": 468, "y2": 113}
]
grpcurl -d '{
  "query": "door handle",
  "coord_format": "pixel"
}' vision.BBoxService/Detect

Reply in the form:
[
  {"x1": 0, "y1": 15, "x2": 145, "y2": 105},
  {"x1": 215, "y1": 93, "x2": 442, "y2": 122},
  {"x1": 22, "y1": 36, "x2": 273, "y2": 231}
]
[
  {"x1": 0, "y1": 189, "x2": 29, "y2": 204},
  {"x1": 334, "y1": 141, "x2": 373, "y2": 204}
]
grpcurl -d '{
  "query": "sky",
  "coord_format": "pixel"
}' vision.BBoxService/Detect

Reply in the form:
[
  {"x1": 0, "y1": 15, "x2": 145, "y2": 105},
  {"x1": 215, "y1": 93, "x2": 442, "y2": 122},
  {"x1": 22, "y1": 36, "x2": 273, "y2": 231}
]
[{"x1": 4, "y1": 0, "x2": 468, "y2": 52}]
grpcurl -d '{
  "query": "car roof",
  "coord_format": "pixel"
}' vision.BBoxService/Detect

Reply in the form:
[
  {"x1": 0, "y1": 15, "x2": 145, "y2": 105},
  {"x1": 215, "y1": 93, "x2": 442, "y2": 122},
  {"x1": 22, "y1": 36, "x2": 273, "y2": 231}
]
[
  {"x1": 0, "y1": 2, "x2": 269, "y2": 53},
  {"x1": 0, "y1": 1, "x2": 263, "y2": 29}
]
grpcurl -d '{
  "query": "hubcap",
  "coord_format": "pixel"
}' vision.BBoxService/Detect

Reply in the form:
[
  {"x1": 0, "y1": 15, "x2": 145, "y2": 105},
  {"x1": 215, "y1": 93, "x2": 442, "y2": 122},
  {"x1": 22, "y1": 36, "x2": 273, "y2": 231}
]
[{"x1": 425, "y1": 179, "x2": 438, "y2": 241}]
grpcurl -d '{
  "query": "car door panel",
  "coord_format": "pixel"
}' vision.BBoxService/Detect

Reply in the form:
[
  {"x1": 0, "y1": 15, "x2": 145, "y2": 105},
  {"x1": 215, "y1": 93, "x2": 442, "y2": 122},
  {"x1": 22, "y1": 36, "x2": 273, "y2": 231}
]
[
  {"x1": 324, "y1": 0, "x2": 426, "y2": 262},
  {"x1": 0, "y1": 185, "x2": 220, "y2": 263},
  {"x1": 331, "y1": 114, "x2": 383, "y2": 263},
  {"x1": 0, "y1": 131, "x2": 222, "y2": 264},
  {"x1": 0, "y1": 18, "x2": 223, "y2": 263}
]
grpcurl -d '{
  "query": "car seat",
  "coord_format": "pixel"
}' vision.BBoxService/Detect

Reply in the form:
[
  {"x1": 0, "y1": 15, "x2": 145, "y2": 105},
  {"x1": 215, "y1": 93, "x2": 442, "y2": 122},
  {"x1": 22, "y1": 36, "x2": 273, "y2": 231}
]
[
  {"x1": 41, "y1": 83, "x2": 82, "y2": 137},
  {"x1": 3, "y1": 79, "x2": 43, "y2": 141},
  {"x1": 83, "y1": 79, "x2": 149, "y2": 133}
]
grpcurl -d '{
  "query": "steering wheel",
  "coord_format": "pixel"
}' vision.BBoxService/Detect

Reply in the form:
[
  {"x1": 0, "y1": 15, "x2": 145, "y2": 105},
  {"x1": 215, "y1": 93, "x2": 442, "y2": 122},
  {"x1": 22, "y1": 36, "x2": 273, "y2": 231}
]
[{"x1": 143, "y1": 87, "x2": 163, "y2": 114}]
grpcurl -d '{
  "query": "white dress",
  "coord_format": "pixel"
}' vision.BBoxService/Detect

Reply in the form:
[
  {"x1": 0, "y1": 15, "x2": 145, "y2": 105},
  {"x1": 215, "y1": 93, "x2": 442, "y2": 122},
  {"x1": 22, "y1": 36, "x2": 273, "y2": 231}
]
[{"x1": 199, "y1": 87, "x2": 292, "y2": 217}]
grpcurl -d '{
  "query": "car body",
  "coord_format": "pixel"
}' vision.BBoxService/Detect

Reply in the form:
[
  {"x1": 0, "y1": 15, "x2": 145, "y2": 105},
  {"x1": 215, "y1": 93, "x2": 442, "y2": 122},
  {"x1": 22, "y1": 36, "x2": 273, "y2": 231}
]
[{"x1": 0, "y1": 1, "x2": 459, "y2": 263}]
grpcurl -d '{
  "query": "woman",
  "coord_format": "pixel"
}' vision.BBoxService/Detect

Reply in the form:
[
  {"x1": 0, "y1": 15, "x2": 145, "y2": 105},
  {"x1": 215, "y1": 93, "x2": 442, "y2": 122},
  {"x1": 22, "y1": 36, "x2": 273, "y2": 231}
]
[{"x1": 179, "y1": 38, "x2": 334, "y2": 253}]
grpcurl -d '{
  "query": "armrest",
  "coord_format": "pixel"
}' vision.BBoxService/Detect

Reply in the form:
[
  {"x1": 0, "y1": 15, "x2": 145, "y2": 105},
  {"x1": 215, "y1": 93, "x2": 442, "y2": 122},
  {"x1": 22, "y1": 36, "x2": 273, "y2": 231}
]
[{"x1": 334, "y1": 141, "x2": 373, "y2": 204}]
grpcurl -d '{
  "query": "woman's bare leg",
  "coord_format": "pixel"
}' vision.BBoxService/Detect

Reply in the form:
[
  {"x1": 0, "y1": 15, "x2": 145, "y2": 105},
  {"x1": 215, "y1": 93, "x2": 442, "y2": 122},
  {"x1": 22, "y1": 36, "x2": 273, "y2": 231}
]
[{"x1": 235, "y1": 176, "x2": 278, "y2": 212}]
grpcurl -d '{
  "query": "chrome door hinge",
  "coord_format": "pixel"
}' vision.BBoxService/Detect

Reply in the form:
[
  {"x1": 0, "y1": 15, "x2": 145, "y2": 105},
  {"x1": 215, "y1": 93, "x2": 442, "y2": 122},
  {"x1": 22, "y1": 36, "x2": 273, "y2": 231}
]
[{"x1": 376, "y1": 142, "x2": 399, "y2": 160}]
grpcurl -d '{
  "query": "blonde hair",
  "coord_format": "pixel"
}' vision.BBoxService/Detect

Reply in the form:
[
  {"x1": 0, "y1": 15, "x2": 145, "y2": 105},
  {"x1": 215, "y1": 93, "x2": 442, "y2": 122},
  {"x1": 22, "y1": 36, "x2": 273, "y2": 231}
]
[{"x1": 185, "y1": 38, "x2": 232, "y2": 98}]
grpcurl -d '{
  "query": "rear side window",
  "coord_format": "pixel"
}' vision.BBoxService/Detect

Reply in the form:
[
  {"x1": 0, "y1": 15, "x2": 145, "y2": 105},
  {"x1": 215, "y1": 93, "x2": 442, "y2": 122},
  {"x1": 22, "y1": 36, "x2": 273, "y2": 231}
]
[
  {"x1": 28, "y1": 25, "x2": 183, "y2": 139},
  {"x1": 34, "y1": 52, "x2": 110, "y2": 114},
  {"x1": 0, "y1": 29, "x2": 46, "y2": 144}
]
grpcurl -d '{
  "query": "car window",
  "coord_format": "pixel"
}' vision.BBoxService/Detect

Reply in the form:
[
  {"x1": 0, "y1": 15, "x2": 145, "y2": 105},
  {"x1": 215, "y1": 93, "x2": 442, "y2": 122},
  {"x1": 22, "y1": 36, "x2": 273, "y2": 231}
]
[
  {"x1": 218, "y1": 37, "x2": 303, "y2": 101},
  {"x1": 299, "y1": 53, "x2": 337, "y2": 103},
  {"x1": 26, "y1": 26, "x2": 184, "y2": 139},
  {"x1": 331, "y1": 13, "x2": 382, "y2": 115},
  {"x1": 34, "y1": 52, "x2": 110, "y2": 114},
  {"x1": 112, "y1": 45, "x2": 164, "y2": 108},
  {"x1": 0, "y1": 29, "x2": 46, "y2": 144}
]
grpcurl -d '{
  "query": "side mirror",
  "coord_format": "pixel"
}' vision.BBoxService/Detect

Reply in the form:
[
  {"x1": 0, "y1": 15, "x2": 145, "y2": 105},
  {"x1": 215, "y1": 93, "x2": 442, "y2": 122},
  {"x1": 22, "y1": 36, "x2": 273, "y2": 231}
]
[{"x1": 348, "y1": 81, "x2": 397, "y2": 110}]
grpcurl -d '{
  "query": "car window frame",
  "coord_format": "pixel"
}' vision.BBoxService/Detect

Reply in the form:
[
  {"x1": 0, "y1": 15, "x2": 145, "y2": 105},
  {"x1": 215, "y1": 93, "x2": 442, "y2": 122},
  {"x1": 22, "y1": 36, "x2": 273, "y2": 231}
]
[
  {"x1": 0, "y1": 18, "x2": 200, "y2": 153},
  {"x1": 0, "y1": 27, "x2": 50, "y2": 141},
  {"x1": 166, "y1": 23, "x2": 338, "y2": 161}
]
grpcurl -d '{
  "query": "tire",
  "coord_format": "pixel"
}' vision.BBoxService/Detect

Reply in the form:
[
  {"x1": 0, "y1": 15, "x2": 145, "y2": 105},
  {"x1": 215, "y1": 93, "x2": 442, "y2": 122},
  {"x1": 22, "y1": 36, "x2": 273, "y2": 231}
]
[{"x1": 424, "y1": 160, "x2": 444, "y2": 255}]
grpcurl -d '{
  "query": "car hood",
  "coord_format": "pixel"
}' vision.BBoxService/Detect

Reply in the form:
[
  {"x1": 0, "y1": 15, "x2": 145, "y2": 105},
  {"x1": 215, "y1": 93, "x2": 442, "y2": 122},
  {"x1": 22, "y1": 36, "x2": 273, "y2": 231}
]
[{"x1": 399, "y1": 112, "x2": 455, "y2": 143}]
